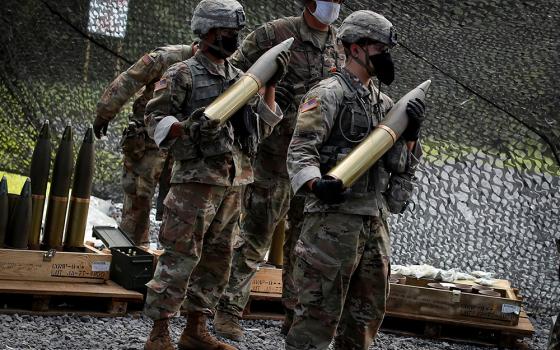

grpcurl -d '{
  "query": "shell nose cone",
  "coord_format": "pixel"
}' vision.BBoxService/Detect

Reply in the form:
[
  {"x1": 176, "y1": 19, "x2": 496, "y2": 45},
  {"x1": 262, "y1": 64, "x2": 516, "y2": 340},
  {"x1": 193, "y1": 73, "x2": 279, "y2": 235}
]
[
  {"x1": 39, "y1": 121, "x2": 50, "y2": 139},
  {"x1": 21, "y1": 178, "x2": 31, "y2": 196},
  {"x1": 61, "y1": 125, "x2": 73, "y2": 140},
  {"x1": 281, "y1": 37, "x2": 295, "y2": 50},
  {"x1": 84, "y1": 127, "x2": 94, "y2": 143},
  {"x1": 418, "y1": 80, "x2": 432, "y2": 93},
  {"x1": 0, "y1": 176, "x2": 7, "y2": 195}
]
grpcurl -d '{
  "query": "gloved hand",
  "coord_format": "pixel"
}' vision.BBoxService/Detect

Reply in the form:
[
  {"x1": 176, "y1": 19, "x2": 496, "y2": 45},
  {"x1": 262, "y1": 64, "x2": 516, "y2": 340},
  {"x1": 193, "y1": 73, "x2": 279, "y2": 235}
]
[
  {"x1": 402, "y1": 98, "x2": 426, "y2": 141},
  {"x1": 311, "y1": 175, "x2": 348, "y2": 204},
  {"x1": 199, "y1": 116, "x2": 220, "y2": 132},
  {"x1": 275, "y1": 83, "x2": 295, "y2": 111},
  {"x1": 191, "y1": 41, "x2": 199, "y2": 55},
  {"x1": 93, "y1": 116, "x2": 109, "y2": 139},
  {"x1": 269, "y1": 50, "x2": 291, "y2": 85}
]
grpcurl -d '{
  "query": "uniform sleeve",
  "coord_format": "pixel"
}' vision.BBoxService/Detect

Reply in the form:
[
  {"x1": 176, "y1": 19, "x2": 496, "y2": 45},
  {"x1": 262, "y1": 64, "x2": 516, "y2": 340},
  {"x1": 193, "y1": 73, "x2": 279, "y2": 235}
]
[
  {"x1": 144, "y1": 62, "x2": 192, "y2": 148},
  {"x1": 139, "y1": 45, "x2": 194, "y2": 104},
  {"x1": 255, "y1": 97, "x2": 283, "y2": 140},
  {"x1": 287, "y1": 84, "x2": 340, "y2": 193},
  {"x1": 230, "y1": 23, "x2": 274, "y2": 71},
  {"x1": 95, "y1": 50, "x2": 167, "y2": 122}
]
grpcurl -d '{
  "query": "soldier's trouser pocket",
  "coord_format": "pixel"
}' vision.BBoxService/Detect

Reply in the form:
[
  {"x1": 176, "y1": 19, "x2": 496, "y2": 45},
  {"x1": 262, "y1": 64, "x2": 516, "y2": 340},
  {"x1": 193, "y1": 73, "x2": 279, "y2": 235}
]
[{"x1": 293, "y1": 237, "x2": 342, "y2": 319}]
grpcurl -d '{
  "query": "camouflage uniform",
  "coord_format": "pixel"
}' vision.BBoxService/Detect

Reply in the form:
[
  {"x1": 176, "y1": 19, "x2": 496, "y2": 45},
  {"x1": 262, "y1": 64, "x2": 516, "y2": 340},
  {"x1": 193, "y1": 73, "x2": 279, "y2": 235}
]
[
  {"x1": 96, "y1": 45, "x2": 194, "y2": 245},
  {"x1": 285, "y1": 66, "x2": 420, "y2": 349},
  {"x1": 217, "y1": 14, "x2": 345, "y2": 320},
  {"x1": 143, "y1": 50, "x2": 282, "y2": 320}
]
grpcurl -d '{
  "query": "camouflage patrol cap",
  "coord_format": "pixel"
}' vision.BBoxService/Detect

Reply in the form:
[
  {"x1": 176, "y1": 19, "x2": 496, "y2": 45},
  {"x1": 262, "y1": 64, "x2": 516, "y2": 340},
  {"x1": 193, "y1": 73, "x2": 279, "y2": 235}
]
[
  {"x1": 191, "y1": 0, "x2": 246, "y2": 36},
  {"x1": 337, "y1": 10, "x2": 397, "y2": 47}
]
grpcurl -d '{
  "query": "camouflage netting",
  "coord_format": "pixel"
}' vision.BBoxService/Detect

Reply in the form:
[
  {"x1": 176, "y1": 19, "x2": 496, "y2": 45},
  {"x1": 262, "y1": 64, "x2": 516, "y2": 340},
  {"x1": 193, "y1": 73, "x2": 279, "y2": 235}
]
[{"x1": 1, "y1": 0, "x2": 559, "y2": 315}]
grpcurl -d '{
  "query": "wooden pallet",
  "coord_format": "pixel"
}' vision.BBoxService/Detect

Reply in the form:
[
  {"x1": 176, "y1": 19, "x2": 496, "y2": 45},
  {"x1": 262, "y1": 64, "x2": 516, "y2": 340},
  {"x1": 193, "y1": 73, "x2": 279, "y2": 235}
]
[
  {"x1": 242, "y1": 292, "x2": 534, "y2": 348},
  {"x1": 382, "y1": 310, "x2": 534, "y2": 348},
  {"x1": 0, "y1": 279, "x2": 144, "y2": 317}
]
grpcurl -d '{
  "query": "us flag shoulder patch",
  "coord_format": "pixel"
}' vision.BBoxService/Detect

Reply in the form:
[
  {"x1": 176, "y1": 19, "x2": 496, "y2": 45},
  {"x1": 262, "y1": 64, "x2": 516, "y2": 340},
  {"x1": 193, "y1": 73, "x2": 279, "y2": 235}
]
[
  {"x1": 142, "y1": 54, "x2": 154, "y2": 65},
  {"x1": 154, "y1": 78, "x2": 168, "y2": 91},
  {"x1": 299, "y1": 97, "x2": 319, "y2": 113}
]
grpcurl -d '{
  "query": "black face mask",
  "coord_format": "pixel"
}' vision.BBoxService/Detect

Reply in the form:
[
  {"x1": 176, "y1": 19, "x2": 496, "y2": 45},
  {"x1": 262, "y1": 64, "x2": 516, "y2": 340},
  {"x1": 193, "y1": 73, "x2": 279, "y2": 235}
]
[
  {"x1": 370, "y1": 51, "x2": 395, "y2": 85},
  {"x1": 207, "y1": 34, "x2": 239, "y2": 59}
]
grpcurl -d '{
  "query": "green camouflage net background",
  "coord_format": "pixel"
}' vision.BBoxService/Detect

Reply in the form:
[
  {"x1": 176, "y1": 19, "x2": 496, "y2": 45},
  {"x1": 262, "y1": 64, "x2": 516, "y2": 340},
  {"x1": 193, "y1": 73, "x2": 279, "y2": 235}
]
[{"x1": 1, "y1": 0, "x2": 559, "y2": 315}]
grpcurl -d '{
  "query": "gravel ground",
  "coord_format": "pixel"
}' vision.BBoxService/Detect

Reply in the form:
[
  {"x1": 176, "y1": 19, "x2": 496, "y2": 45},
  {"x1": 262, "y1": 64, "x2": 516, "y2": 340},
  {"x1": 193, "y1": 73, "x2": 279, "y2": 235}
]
[{"x1": 0, "y1": 313, "x2": 553, "y2": 350}]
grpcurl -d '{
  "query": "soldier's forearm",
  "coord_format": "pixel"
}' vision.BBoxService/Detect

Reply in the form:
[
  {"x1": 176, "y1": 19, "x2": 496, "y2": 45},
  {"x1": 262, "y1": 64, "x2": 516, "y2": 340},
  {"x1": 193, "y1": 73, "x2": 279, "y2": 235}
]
[
  {"x1": 97, "y1": 72, "x2": 145, "y2": 119},
  {"x1": 264, "y1": 85, "x2": 275, "y2": 111}
]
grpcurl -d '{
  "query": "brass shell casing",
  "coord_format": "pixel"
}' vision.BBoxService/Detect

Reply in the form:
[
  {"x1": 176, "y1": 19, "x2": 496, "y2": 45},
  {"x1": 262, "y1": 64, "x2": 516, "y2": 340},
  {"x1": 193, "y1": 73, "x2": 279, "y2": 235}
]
[
  {"x1": 328, "y1": 127, "x2": 395, "y2": 187},
  {"x1": 43, "y1": 195, "x2": 68, "y2": 250},
  {"x1": 267, "y1": 218, "x2": 285, "y2": 267},
  {"x1": 0, "y1": 177, "x2": 8, "y2": 247},
  {"x1": 64, "y1": 197, "x2": 90, "y2": 248},
  {"x1": 204, "y1": 74, "x2": 260, "y2": 125},
  {"x1": 28, "y1": 194, "x2": 46, "y2": 249}
]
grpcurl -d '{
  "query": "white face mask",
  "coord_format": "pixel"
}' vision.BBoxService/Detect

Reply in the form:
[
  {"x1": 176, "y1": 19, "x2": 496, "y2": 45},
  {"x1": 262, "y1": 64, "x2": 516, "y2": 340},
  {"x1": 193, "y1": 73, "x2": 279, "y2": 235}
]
[{"x1": 311, "y1": 1, "x2": 341, "y2": 25}]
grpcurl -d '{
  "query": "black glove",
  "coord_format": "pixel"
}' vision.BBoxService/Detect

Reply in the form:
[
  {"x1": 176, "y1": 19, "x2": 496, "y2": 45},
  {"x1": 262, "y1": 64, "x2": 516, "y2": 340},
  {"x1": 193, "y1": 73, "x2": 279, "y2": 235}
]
[
  {"x1": 199, "y1": 116, "x2": 220, "y2": 131},
  {"x1": 402, "y1": 98, "x2": 426, "y2": 141},
  {"x1": 269, "y1": 50, "x2": 291, "y2": 85},
  {"x1": 197, "y1": 109, "x2": 221, "y2": 140},
  {"x1": 275, "y1": 83, "x2": 295, "y2": 111},
  {"x1": 311, "y1": 176, "x2": 348, "y2": 205},
  {"x1": 190, "y1": 107, "x2": 219, "y2": 131},
  {"x1": 93, "y1": 117, "x2": 109, "y2": 139}
]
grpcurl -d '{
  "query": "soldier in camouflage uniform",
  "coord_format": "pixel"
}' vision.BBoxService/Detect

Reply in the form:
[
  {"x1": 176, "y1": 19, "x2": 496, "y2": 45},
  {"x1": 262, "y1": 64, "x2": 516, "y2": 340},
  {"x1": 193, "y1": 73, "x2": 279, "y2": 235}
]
[
  {"x1": 142, "y1": 1, "x2": 287, "y2": 349},
  {"x1": 285, "y1": 11, "x2": 426, "y2": 349},
  {"x1": 94, "y1": 43, "x2": 197, "y2": 246},
  {"x1": 214, "y1": 0, "x2": 345, "y2": 340}
]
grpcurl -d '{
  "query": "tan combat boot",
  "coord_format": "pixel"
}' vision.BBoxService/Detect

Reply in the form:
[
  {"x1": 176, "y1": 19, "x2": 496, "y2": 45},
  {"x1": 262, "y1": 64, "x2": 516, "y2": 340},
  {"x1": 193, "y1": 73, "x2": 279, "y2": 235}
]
[
  {"x1": 214, "y1": 310, "x2": 243, "y2": 341},
  {"x1": 178, "y1": 312, "x2": 237, "y2": 350},
  {"x1": 145, "y1": 318, "x2": 175, "y2": 350}
]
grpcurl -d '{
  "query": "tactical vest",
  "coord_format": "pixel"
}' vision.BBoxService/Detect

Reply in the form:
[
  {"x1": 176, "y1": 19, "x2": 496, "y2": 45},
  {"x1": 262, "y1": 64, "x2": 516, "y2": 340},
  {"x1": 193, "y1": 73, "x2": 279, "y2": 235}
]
[
  {"x1": 256, "y1": 16, "x2": 344, "y2": 161},
  {"x1": 171, "y1": 56, "x2": 258, "y2": 161},
  {"x1": 318, "y1": 72, "x2": 391, "y2": 215}
]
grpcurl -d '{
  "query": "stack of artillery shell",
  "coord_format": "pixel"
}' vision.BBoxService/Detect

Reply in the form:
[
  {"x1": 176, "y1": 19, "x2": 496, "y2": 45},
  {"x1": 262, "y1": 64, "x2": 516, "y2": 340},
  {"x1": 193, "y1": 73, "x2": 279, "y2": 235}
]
[
  {"x1": 64, "y1": 127, "x2": 95, "y2": 250},
  {"x1": 29, "y1": 121, "x2": 52, "y2": 249},
  {"x1": 0, "y1": 176, "x2": 8, "y2": 246},
  {"x1": 6, "y1": 178, "x2": 32, "y2": 249},
  {"x1": 42, "y1": 125, "x2": 74, "y2": 250}
]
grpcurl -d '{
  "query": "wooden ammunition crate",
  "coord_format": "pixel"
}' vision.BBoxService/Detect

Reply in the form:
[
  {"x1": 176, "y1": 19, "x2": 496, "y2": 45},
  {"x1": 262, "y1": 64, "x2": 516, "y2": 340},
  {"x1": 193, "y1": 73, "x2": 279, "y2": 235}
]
[
  {"x1": 387, "y1": 277, "x2": 522, "y2": 326},
  {"x1": 251, "y1": 266, "x2": 282, "y2": 294},
  {"x1": 0, "y1": 245, "x2": 111, "y2": 284}
]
